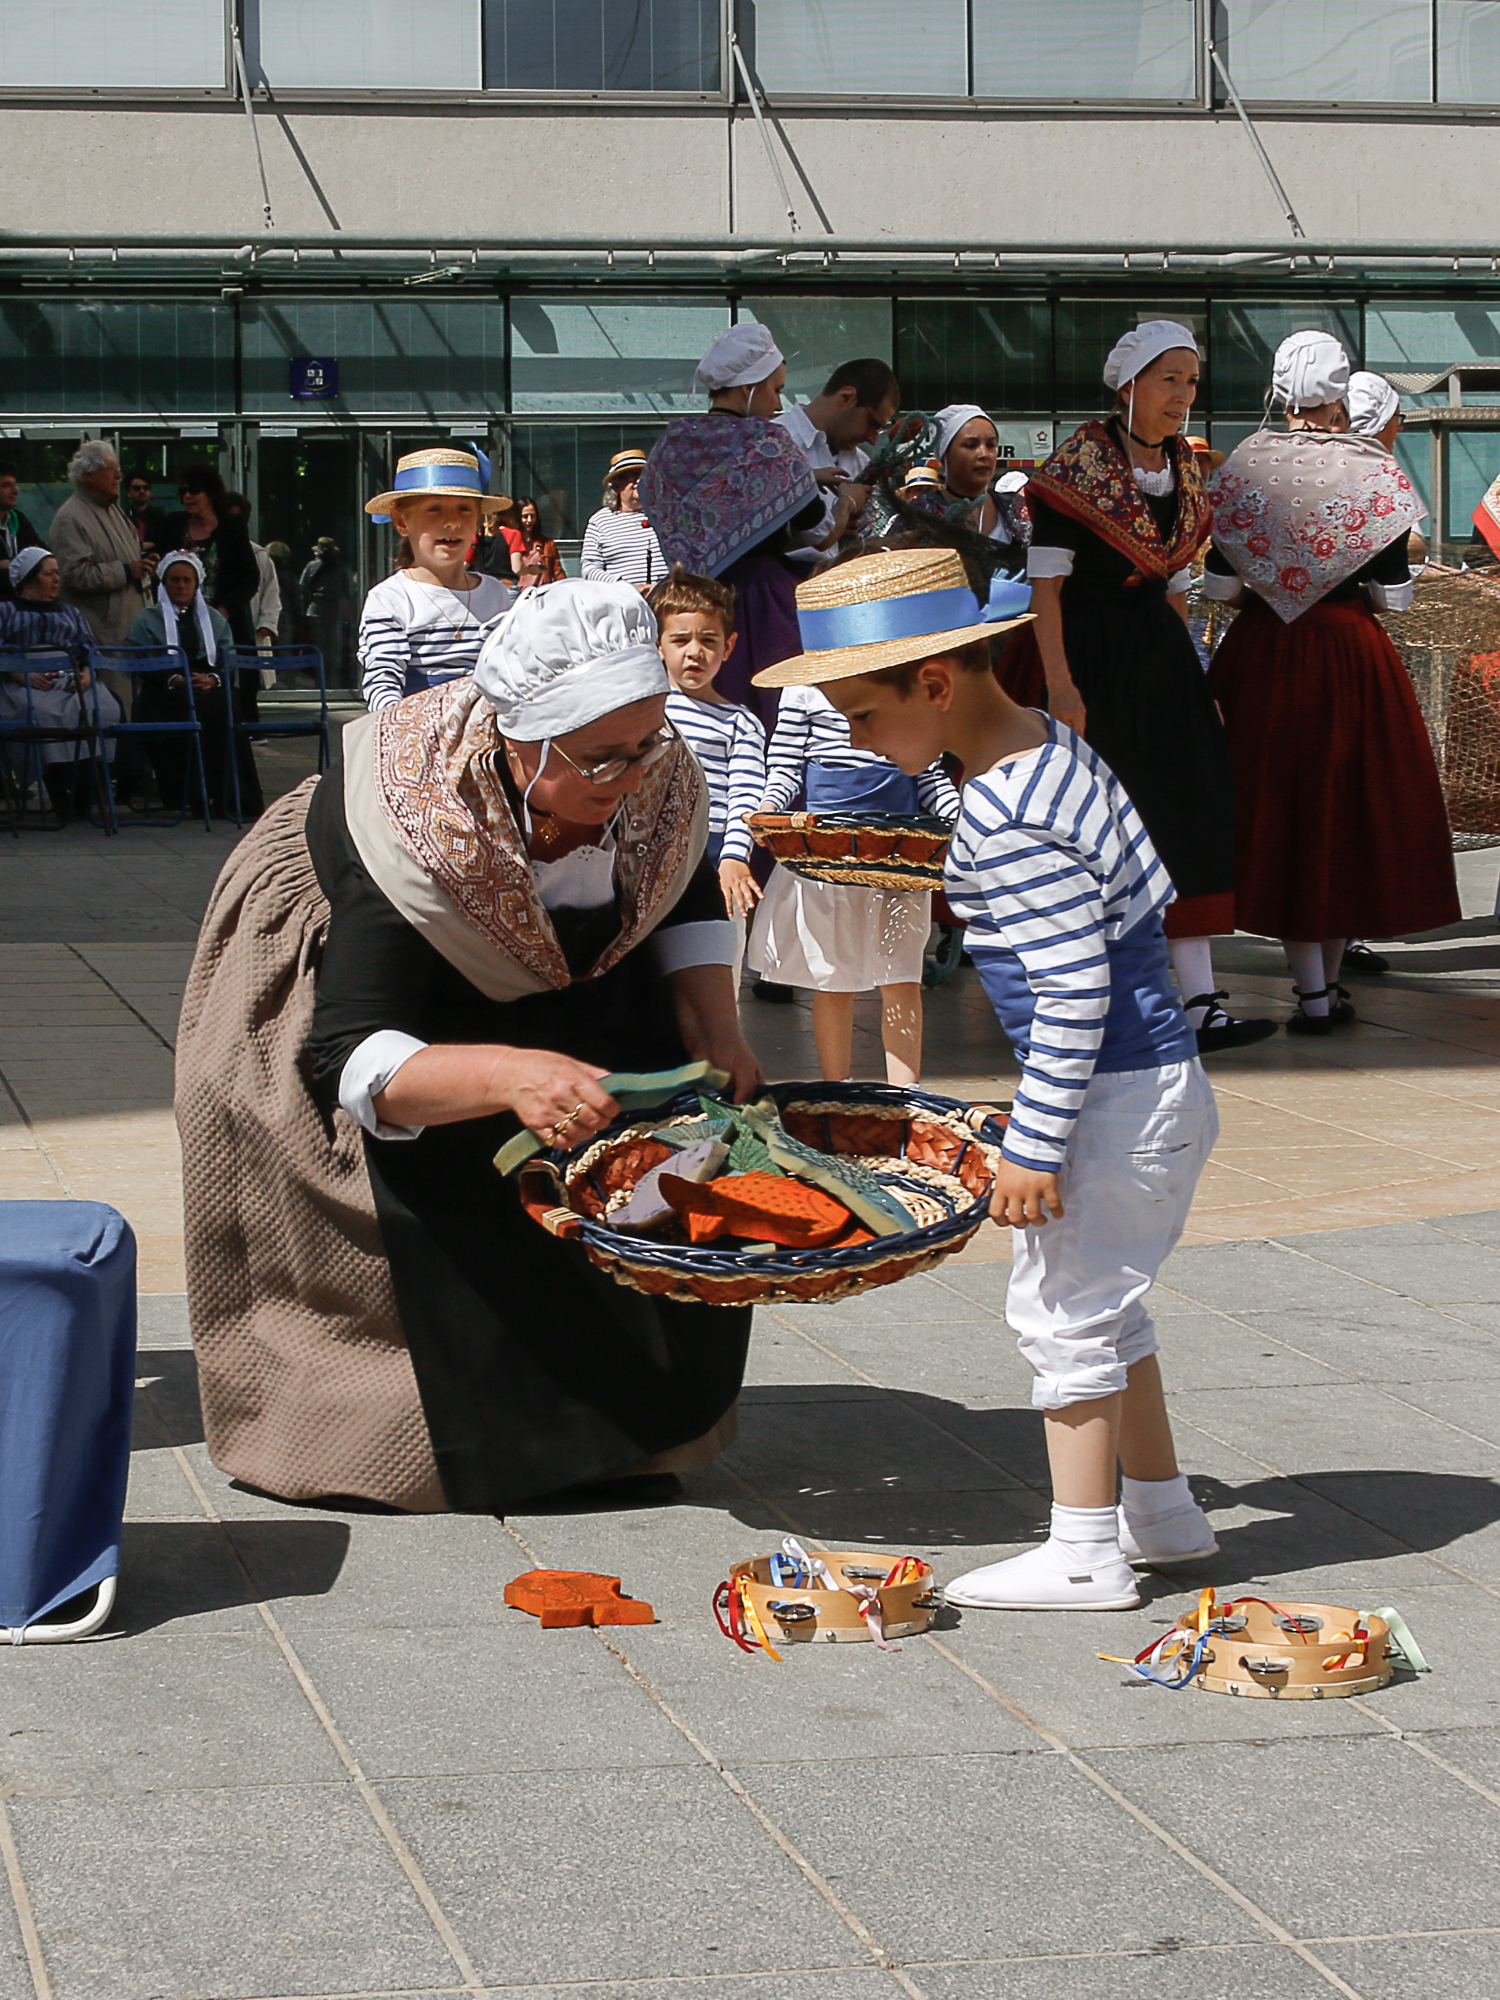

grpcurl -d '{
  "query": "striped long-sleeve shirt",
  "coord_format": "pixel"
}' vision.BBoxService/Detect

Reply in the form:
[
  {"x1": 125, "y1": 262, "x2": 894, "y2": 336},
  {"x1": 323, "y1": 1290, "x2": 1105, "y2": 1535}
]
[
  {"x1": 666, "y1": 691, "x2": 767, "y2": 866},
  {"x1": 944, "y1": 720, "x2": 1186, "y2": 1170},
  {"x1": 759, "y1": 685, "x2": 961, "y2": 817},
  {"x1": 357, "y1": 572, "x2": 513, "y2": 713},
  {"x1": 580, "y1": 508, "x2": 665, "y2": 591}
]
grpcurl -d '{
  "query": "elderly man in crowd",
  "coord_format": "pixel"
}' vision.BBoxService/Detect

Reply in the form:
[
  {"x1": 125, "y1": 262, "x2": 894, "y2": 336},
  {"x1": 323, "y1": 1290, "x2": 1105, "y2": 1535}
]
[{"x1": 49, "y1": 441, "x2": 157, "y2": 718}]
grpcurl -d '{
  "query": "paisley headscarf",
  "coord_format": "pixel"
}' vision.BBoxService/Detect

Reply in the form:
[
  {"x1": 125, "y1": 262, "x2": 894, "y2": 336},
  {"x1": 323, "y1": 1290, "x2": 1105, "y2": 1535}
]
[{"x1": 639, "y1": 411, "x2": 818, "y2": 579}]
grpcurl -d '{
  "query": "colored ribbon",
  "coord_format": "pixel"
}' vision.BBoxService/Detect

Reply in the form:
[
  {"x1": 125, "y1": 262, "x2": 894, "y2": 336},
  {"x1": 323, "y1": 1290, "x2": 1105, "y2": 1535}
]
[
  {"x1": 393, "y1": 461, "x2": 487, "y2": 495},
  {"x1": 795, "y1": 583, "x2": 981, "y2": 653}
]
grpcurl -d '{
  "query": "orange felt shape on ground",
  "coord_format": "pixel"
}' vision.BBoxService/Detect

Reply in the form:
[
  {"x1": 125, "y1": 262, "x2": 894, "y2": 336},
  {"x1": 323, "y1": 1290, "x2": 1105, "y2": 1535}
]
[
  {"x1": 503, "y1": 1570, "x2": 657, "y2": 1628},
  {"x1": 659, "y1": 1169, "x2": 856, "y2": 1248}
]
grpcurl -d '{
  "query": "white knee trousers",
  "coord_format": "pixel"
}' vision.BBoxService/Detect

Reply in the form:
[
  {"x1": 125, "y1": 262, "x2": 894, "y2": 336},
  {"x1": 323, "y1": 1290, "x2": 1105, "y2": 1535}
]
[{"x1": 1006, "y1": 1059, "x2": 1218, "y2": 1410}]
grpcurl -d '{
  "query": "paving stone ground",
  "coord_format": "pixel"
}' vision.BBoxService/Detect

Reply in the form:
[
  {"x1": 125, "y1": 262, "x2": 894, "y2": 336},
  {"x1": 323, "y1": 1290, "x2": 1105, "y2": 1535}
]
[{"x1": 4, "y1": 766, "x2": 1500, "y2": 2000}]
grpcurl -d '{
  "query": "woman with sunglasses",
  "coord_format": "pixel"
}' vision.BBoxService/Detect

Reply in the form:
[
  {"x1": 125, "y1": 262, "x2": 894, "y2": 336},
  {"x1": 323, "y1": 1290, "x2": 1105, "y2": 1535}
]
[{"x1": 177, "y1": 578, "x2": 760, "y2": 1520}]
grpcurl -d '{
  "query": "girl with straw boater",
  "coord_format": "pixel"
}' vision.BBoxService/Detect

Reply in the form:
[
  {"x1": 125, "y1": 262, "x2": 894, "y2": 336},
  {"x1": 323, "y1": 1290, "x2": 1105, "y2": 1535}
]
[
  {"x1": 358, "y1": 448, "x2": 514, "y2": 714},
  {"x1": 754, "y1": 546, "x2": 1221, "y2": 1612}
]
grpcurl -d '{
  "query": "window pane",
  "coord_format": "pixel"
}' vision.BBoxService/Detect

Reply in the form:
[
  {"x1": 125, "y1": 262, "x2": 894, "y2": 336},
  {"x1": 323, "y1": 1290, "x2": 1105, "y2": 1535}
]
[
  {"x1": 1439, "y1": 0, "x2": 1500, "y2": 101},
  {"x1": 510, "y1": 297, "x2": 729, "y2": 414},
  {"x1": 509, "y1": 422, "x2": 670, "y2": 545},
  {"x1": 483, "y1": 0, "x2": 719, "y2": 90},
  {"x1": 895, "y1": 299, "x2": 1050, "y2": 414},
  {"x1": 0, "y1": 300, "x2": 232, "y2": 414},
  {"x1": 1366, "y1": 301, "x2": 1500, "y2": 373},
  {"x1": 248, "y1": 0, "x2": 480, "y2": 89},
  {"x1": 1215, "y1": 1, "x2": 1432, "y2": 102},
  {"x1": 243, "y1": 302, "x2": 503, "y2": 415},
  {"x1": 736, "y1": 298, "x2": 893, "y2": 407},
  {"x1": 1208, "y1": 299, "x2": 1360, "y2": 412},
  {"x1": 973, "y1": 0, "x2": 1196, "y2": 99},
  {"x1": 1054, "y1": 300, "x2": 1207, "y2": 413},
  {"x1": 740, "y1": 0, "x2": 967, "y2": 96},
  {"x1": 0, "y1": 0, "x2": 224, "y2": 88}
]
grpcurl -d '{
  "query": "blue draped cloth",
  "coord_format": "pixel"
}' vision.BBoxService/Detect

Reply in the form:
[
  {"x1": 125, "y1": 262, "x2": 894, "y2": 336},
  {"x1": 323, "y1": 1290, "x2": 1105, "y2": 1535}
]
[{"x1": 0, "y1": 1202, "x2": 136, "y2": 1627}]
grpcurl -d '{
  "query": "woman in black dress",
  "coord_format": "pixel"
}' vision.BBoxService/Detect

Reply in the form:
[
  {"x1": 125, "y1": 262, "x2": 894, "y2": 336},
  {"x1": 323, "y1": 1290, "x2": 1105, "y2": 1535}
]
[
  {"x1": 1002, "y1": 320, "x2": 1273, "y2": 1054},
  {"x1": 176, "y1": 578, "x2": 759, "y2": 1515}
]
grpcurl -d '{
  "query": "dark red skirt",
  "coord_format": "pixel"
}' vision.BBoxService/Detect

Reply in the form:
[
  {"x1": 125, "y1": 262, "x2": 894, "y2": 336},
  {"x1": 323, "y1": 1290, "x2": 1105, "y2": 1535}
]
[{"x1": 1209, "y1": 595, "x2": 1460, "y2": 940}]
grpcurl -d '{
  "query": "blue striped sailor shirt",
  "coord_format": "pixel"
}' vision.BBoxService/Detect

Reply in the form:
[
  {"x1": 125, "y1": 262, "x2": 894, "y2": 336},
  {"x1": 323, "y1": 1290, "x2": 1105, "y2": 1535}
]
[{"x1": 666, "y1": 691, "x2": 768, "y2": 866}]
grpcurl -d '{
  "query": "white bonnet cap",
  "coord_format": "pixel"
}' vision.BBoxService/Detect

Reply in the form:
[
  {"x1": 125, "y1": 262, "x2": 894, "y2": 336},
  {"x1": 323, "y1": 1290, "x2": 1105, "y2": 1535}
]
[
  {"x1": 694, "y1": 323, "x2": 785, "y2": 394},
  {"x1": 158, "y1": 550, "x2": 206, "y2": 586},
  {"x1": 1103, "y1": 319, "x2": 1199, "y2": 392},
  {"x1": 932, "y1": 403, "x2": 995, "y2": 459},
  {"x1": 1346, "y1": 370, "x2": 1401, "y2": 436},
  {"x1": 1272, "y1": 330, "x2": 1351, "y2": 410},
  {"x1": 474, "y1": 578, "x2": 667, "y2": 741},
  {"x1": 8, "y1": 546, "x2": 50, "y2": 590}
]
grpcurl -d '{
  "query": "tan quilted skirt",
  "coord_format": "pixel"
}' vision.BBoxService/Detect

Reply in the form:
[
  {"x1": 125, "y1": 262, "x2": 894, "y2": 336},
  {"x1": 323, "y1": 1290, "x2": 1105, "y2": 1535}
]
[{"x1": 174, "y1": 781, "x2": 448, "y2": 1511}]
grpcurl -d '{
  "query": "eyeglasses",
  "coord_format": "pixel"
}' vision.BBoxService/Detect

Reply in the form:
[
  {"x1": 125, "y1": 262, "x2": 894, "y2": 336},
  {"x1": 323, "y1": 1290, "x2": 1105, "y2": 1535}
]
[{"x1": 549, "y1": 722, "x2": 676, "y2": 788}]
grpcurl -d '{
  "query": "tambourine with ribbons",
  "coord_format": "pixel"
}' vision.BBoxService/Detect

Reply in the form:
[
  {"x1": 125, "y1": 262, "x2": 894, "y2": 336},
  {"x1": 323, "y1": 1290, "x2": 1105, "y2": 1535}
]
[
  {"x1": 1102, "y1": 1591, "x2": 1429, "y2": 1699},
  {"x1": 716, "y1": 1539, "x2": 938, "y2": 1659}
]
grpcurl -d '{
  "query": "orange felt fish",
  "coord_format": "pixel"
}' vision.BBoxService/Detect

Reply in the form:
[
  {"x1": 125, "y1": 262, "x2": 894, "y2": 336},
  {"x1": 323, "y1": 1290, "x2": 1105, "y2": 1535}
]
[
  {"x1": 503, "y1": 1570, "x2": 656, "y2": 1629},
  {"x1": 659, "y1": 1169, "x2": 859, "y2": 1248}
]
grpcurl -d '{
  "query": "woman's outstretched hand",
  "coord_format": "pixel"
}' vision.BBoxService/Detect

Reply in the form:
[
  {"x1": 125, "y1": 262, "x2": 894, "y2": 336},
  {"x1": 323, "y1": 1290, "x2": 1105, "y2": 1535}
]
[{"x1": 488, "y1": 1048, "x2": 620, "y2": 1145}]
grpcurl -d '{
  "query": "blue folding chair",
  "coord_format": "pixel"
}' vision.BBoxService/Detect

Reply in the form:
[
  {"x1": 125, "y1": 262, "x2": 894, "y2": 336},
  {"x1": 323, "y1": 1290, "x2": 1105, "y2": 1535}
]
[
  {"x1": 225, "y1": 642, "x2": 329, "y2": 828},
  {"x1": 0, "y1": 643, "x2": 115, "y2": 836},
  {"x1": 90, "y1": 644, "x2": 213, "y2": 833}
]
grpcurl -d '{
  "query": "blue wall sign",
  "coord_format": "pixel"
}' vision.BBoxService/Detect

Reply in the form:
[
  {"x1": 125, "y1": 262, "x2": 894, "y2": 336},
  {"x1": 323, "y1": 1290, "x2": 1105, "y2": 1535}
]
[{"x1": 290, "y1": 358, "x2": 338, "y2": 401}]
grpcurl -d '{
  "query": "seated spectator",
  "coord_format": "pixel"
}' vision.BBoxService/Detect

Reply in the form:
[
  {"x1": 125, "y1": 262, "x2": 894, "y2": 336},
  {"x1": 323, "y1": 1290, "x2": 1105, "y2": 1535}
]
[
  {"x1": 126, "y1": 551, "x2": 262, "y2": 819},
  {"x1": 0, "y1": 461, "x2": 46, "y2": 603},
  {"x1": 0, "y1": 547, "x2": 121, "y2": 819}
]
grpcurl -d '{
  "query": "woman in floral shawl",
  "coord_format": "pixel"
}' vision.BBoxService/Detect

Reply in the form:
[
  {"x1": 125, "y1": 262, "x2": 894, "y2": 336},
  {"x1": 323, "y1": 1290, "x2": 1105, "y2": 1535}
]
[
  {"x1": 1203, "y1": 333, "x2": 1457, "y2": 1031},
  {"x1": 999, "y1": 321, "x2": 1273, "y2": 1056}
]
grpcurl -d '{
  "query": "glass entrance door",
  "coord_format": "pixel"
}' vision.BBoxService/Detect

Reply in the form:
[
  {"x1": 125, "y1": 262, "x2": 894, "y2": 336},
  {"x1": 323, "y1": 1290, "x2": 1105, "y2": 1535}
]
[{"x1": 251, "y1": 428, "x2": 364, "y2": 685}]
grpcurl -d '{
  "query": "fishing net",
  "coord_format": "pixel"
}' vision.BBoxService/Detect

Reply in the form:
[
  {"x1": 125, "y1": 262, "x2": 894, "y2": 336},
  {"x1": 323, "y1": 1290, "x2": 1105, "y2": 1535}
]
[{"x1": 1380, "y1": 567, "x2": 1500, "y2": 847}]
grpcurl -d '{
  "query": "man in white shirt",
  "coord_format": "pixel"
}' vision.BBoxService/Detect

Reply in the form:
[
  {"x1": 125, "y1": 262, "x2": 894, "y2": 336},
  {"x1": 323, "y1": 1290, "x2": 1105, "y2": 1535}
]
[{"x1": 773, "y1": 358, "x2": 900, "y2": 558}]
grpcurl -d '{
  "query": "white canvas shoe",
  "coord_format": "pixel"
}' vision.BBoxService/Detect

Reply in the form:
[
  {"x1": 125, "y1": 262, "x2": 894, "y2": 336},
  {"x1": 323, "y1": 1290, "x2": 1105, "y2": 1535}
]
[
  {"x1": 943, "y1": 1544, "x2": 1141, "y2": 1612},
  {"x1": 1117, "y1": 1502, "x2": 1219, "y2": 1568}
]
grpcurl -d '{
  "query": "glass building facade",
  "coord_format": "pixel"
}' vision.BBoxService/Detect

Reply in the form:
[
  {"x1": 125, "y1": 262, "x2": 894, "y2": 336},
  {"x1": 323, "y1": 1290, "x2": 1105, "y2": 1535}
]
[{"x1": 2, "y1": 283, "x2": 1496, "y2": 586}]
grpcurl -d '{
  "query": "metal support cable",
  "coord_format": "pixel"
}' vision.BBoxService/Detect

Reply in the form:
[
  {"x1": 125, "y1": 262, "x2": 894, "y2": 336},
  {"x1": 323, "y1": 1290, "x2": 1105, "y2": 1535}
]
[
  {"x1": 1208, "y1": 38, "x2": 1305, "y2": 240},
  {"x1": 230, "y1": 27, "x2": 275, "y2": 231},
  {"x1": 729, "y1": 33, "x2": 799, "y2": 236}
]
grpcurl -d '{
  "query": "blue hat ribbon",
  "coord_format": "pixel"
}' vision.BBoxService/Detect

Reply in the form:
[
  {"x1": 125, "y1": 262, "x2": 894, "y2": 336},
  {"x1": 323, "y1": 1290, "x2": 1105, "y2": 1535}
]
[{"x1": 392, "y1": 458, "x2": 486, "y2": 497}]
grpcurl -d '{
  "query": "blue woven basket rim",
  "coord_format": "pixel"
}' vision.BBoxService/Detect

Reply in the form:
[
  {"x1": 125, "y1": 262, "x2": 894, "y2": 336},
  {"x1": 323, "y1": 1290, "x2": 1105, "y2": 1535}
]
[{"x1": 543, "y1": 1080, "x2": 1006, "y2": 1280}]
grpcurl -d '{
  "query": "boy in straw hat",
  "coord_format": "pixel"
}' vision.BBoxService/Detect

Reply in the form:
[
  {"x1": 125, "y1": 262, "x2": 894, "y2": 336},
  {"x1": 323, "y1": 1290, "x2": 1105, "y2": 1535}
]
[{"x1": 753, "y1": 547, "x2": 1221, "y2": 1612}]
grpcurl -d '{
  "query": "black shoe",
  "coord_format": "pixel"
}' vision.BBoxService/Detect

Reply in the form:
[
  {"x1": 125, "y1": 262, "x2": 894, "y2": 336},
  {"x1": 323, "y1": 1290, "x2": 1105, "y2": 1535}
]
[
  {"x1": 751, "y1": 978, "x2": 796, "y2": 1005},
  {"x1": 1287, "y1": 984, "x2": 1356, "y2": 1035},
  {"x1": 1185, "y1": 990, "x2": 1279, "y2": 1054},
  {"x1": 1340, "y1": 942, "x2": 1389, "y2": 977}
]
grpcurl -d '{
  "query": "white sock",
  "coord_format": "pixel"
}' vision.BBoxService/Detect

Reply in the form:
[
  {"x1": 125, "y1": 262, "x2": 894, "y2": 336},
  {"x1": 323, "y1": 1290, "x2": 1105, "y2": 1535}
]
[
  {"x1": 1046, "y1": 1502, "x2": 1123, "y2": 1570},
  {"x1": 1284, "y1": 940, "x2": 1328, "y2": 1013},
  {"x1": 1168, "y1": 936, "x2": 1215, "y2": 1028},
  {"x1": 1120, "y1": 1472, "x2": 1192, "y2": 1520},
  {"x1": 1321, "y1": 939, "x2": 1347, "y2": 988}
]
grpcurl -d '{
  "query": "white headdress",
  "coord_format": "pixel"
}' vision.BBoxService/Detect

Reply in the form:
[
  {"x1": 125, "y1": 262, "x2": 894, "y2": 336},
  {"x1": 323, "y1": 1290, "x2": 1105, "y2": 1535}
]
[
  {"x1": 475, "y1": 577, "x2": 666, "y2": 741},
  {"x1": 1346, "y1": 370, "x2": 1401, "y2": 436},
  {"x1": 8, "y1": 546, "x2": 50, "y2": 591},
  {"x1": 1103, "y1": 320, "x2": 1199, "y2": 392},
  {"x1": 932, "y1": 404, "x2": 996, "y2": 460},
  {"x1": 157, "y1": 551, "x2": 219, "y2": 667},
  {"x1": 1272, "y1": 331, "x2": 1351, "y2": 411},
  {"x1": 694, "y1": 324, "x2": 785, "y2": 394}
]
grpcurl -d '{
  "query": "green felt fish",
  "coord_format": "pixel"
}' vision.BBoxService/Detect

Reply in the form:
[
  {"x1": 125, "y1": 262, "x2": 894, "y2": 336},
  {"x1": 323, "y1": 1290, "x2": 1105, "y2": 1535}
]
[
  {"x1": 740, "y1": 1097, "x2": 915, "y2": 1236},
  {"x1": 494, "y1": 1061, "x2": 731, "y2": 1177}
]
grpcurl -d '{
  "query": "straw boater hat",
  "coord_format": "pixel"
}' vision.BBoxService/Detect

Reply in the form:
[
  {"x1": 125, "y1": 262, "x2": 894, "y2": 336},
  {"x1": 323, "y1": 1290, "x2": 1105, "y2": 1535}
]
[
  {"x1": 606, "y1": 448, "x2": 648, "y2": 483},
  {"x1": 1185, "y1": 435, "x2": 1226, "y2": 471},
  {"x1": 752, "y1": 547, "x2": 1033, "y2": 690},
  {"x1": 365, "y1": 447, "x2": 511, "y2": 519},
  {"x1": 902, "y1": 463, "x2": 944, "y2": 493}
]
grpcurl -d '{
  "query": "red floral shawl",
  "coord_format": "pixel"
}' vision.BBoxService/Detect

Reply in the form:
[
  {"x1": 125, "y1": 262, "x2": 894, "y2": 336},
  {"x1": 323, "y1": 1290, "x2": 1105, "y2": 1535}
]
[{"x1": 1028, "y1": 419, "x2": 1211, "y2": 581}]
